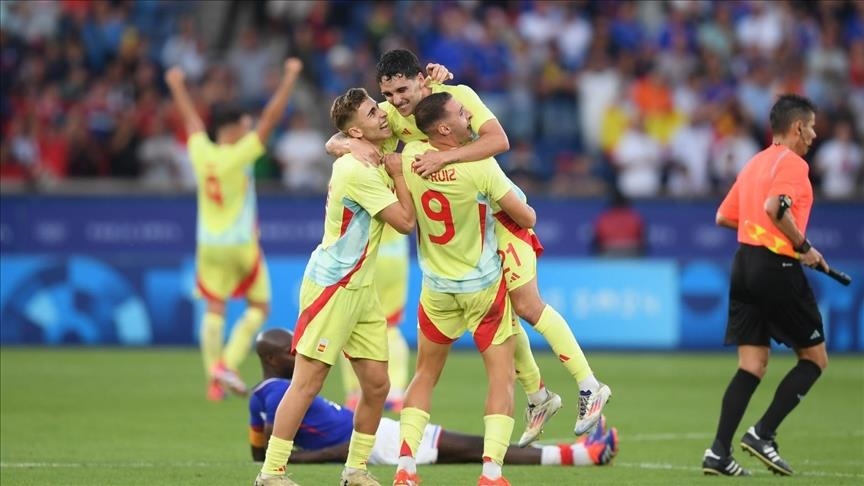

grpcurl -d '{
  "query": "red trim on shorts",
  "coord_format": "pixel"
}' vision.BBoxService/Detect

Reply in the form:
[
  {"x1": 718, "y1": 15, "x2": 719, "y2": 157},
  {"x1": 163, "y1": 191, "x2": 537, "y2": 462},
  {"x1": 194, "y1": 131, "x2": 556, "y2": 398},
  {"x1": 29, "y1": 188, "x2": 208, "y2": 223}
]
[
  {"x1": 292, "y1": 244, "x2": 369, "y2": 354},
  {"x1": 386, "y1": 308, "x2": 405, "y2": 327},
  {"x1": 472, "y1": 277, "x2": 509, "y2": 352},
  {"x1": 195, "y1": 248, "x2": 263, "y2": 302},
  {"x1": 559, "y1": 444, "x2": 574, "y2": 465},
  {"x1": 418, "y1": 304, "x2": 456, "y2": 345},
  {"x1": 231, "y1": 250, "x2": 262, "y2": 298},
  {"x1": 340, "y1": 207, "x2": 354, "y2": 237},
  {"x1": 494, "y1": 212, "x2": 545, "y2": 258},
  {"x1": 478, "y1": 204, "x2": 487, "y2": 252}
]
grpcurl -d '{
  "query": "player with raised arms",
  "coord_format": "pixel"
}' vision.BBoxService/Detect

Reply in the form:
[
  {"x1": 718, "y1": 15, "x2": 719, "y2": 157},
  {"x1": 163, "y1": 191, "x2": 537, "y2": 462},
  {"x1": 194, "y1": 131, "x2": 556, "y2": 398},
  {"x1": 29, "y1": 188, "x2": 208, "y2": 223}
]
[{"x1": 165, "y1": 58, "x2": 301, "y2": 401}]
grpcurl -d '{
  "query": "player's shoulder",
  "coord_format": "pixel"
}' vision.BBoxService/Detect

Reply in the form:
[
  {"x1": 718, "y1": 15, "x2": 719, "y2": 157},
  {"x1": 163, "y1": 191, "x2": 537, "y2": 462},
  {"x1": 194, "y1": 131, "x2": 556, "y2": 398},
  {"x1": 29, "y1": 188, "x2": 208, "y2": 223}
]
[
  {"x1": 403, "y1": 140, "x2": 432, "y2": 155},
  {"x1": 435, "y1": 83, "x2": 477, "y2": 96}
]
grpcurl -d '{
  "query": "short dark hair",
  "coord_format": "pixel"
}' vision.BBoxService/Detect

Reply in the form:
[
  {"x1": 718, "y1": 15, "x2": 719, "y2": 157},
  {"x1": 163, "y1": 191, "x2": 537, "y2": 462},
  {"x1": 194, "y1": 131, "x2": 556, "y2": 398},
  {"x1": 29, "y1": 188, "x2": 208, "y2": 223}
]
[
  {"x1": 376, "y1": 49, "x2": 423, "y2": 83},
  {"x1": 769, "y1": 94, "x2": 817, "y2": 134},
  {"x1": 414, "y1": 92, "x2": 452, "y2": 136},
  {"x1": 208, "y1": 102, "x2": 247, "y2": 139},
  {"x1": 330, "y1": 88, "x2": 370, "y2": 132}
]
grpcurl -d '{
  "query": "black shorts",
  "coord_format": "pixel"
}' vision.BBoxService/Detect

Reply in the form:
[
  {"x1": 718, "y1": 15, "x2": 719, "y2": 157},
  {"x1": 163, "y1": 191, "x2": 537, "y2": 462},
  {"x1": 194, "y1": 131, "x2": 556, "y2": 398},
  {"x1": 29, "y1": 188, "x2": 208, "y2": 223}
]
[{"x1": 725, "y1": 244, "x2": 824, "y2": 349}]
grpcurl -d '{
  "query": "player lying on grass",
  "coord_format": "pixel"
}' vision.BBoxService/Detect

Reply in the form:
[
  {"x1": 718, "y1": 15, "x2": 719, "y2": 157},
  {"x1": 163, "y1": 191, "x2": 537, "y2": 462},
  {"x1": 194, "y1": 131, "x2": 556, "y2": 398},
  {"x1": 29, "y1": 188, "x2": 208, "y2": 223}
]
[{"x1": 249, "y1": 329, "x2": 618, "y2": 467}]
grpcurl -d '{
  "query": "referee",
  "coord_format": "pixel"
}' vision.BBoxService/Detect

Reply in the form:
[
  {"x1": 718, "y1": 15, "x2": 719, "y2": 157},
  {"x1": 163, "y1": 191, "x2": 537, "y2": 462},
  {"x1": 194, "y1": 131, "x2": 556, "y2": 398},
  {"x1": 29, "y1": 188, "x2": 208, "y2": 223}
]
[{"x1": 702, "y1": 94, "x2": 829, "y2": 477}]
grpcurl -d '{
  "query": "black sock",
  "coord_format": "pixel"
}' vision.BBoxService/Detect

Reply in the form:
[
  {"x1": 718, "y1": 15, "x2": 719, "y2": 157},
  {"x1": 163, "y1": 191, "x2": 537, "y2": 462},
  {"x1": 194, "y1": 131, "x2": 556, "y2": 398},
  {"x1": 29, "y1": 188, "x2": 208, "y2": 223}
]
[
  {"x1": 755, "y1": 360, "x2": 822, "y2": 439},
  {"x1": 712, "y1": 369, "x2": 761, "y2": 457}
]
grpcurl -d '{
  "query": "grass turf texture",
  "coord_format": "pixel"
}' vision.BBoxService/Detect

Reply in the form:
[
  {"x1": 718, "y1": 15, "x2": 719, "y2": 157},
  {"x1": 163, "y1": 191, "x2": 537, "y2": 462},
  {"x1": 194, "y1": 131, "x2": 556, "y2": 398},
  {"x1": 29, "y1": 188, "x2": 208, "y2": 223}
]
[{"x1": 1, "y1": 349, "x2": 862, "y2": 485}]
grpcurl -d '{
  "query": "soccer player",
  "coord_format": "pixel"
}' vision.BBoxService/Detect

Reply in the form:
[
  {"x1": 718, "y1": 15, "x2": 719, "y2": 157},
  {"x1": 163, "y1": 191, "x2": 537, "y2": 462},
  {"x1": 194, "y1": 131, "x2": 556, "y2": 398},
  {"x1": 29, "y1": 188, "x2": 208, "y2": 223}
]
[
  {"x1": 339, "y1": 223, "x2": 411, "y2": 413},
  {"x1": 251, "y1": 328, "x2": 619, "y2": 468},
  {"x1": 702, "y1": 94, "x2": 830, "y2": 477},
  {"x1": 327, "y1": 49, "x2": 610, "y2": 445},
  {"x1": 253, "y1": 87, "x2": 416, "y2": 486},
  {"x1": 164, "y1": 59, "x2": 302, "y2": 401},
  {"x1": 392, "y1": 92, "x2": 538, "y2": 486}
]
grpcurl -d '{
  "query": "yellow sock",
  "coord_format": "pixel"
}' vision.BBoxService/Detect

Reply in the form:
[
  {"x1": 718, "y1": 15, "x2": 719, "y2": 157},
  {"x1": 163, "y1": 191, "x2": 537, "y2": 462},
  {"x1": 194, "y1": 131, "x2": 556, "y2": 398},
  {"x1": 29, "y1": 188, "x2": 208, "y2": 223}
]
[
  {"x1": 483, "y1": 414, "x2": 515, "y2": 465},
  {"x1": 200, "y1": 312, "x2": 224, "y2": 373},
  {"x1": 223, "y1": 307, "x2": 266, "y2": 370},
  {"x1": 535, "y1": 305, "x2": 592, "y2": 381},
  {"x1": 346, "y1": 430, "x2": 376, "y2": 470},
  {"x1": 261, "y1": 436, "x2": 293, "y2": 475},
  {"x1": 399, "y1": 407, "x2": 431, "y2": 457},
  {"x1": 387, "y1": 326, "x2": 410, "y2": 395},
  {"x1": 339, "y1": 354, "x2": 361, "y2": 400},
  {"x1": 513, "y1": 323, "x2": 542, "y2": 395}
]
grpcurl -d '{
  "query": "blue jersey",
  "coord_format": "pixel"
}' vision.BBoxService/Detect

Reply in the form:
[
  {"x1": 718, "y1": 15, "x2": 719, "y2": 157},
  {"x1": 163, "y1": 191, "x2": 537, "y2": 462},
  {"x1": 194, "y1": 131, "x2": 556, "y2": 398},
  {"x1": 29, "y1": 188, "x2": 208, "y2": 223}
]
[{"x1": 248, "y1": 378, "x2": 354, "y2": 450}]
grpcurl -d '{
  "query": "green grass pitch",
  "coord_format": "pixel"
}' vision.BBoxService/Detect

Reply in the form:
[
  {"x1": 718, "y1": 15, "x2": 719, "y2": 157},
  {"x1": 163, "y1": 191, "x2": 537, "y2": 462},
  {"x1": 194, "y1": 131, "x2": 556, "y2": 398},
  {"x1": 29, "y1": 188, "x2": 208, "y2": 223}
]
[{"x1": 1, "y1": 348, "x2": 862, "y2": 485}]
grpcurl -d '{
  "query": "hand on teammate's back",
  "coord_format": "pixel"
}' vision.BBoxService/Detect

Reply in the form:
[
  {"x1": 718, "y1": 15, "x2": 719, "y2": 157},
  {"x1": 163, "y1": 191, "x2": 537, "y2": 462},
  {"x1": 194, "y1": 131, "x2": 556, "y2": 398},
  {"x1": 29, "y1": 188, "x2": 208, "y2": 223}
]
[{"x1": 412, "y1": 149, "x2": 450, "y2": 178}]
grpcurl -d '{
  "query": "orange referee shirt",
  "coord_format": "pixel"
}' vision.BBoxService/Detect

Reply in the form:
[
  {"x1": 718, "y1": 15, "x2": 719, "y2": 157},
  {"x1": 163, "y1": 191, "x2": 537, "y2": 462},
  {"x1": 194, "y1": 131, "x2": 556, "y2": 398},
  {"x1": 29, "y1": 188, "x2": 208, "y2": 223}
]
[{"x1": 717, "y1": 144, "x2": 814, "y2": 257}]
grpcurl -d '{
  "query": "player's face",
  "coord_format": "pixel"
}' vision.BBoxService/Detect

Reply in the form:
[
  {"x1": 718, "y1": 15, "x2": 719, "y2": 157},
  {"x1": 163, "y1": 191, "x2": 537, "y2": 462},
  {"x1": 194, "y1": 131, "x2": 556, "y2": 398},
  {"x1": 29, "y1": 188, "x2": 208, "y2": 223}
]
[
  {"x1": 796, "y1": 113, "x2": 817, "y2": 156},
  {"x1": 350, "y1": 98, "x2": 392, "y2": 142},
  {"x1": 379, "y1": 74, "x2": 424, "y2": 117},
  {"x1": 444, "y1": 99, "x2": 473, "y2": 145}
]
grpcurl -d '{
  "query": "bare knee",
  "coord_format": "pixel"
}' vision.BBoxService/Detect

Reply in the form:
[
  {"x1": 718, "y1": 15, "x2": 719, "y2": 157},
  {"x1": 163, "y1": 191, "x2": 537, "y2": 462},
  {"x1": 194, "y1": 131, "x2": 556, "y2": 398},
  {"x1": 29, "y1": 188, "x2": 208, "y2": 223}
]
[
  {"x1": 738, "y1": 355, "x2": 769, "y2": 379},
  {"x1": 796, "y1": 347, "x2": 828, "y2": 370},
  {"x1": 511, "y1": 294, "x2": 545, "y2": 325},
  {"x1": 360, "y1": 373, "x2": 390, "y2": 402},
  {"x1": 290, "y1": 377, "x2": 324, "y2": 400}
]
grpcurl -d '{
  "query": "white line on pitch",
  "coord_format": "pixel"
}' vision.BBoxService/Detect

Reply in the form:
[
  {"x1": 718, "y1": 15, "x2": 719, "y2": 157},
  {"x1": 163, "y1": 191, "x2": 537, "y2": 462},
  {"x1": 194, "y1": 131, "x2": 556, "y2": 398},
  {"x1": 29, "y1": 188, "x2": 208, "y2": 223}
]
[{"x1": 614, "y1": 462, "x2": 864, "y2": 479}]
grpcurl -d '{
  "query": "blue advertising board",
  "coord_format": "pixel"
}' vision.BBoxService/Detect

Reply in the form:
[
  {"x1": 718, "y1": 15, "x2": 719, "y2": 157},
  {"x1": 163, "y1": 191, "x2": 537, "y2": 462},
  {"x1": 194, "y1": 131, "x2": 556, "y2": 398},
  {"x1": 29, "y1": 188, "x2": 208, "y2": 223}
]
[{"x1": 1, "y1": 195, "x2": 862, "y2": 350}]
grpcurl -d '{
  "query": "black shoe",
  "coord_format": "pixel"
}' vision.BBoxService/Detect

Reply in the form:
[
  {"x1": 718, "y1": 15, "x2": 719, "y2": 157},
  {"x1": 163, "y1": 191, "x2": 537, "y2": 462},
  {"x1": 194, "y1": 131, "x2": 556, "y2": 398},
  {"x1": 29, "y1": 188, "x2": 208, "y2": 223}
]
[
  {"x1": 740, "y1": 426, "x2": 794, "y2": 476},
  {"x1": 702, "y1": 448, "x2": 751, "y2": 476}
]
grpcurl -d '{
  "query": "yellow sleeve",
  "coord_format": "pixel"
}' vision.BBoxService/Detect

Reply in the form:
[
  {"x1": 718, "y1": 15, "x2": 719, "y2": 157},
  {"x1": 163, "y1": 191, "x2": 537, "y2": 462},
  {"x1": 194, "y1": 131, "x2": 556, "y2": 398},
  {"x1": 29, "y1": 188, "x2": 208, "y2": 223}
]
[
  {"x1": 481, "y1": 158, "x2": 513, "y2": 203},
  {"x1": 218, "y1": 132, "x2": 265, "y2": 174},
  {"x1": 443, "y1": 84, "x2": 496, "y2": 132},
  {"x1": 187, "y1": 132, "x2": 213, "y2": 171},
  {"x1": 346, "y1": 163, "x2": 399, "y2": 218}
]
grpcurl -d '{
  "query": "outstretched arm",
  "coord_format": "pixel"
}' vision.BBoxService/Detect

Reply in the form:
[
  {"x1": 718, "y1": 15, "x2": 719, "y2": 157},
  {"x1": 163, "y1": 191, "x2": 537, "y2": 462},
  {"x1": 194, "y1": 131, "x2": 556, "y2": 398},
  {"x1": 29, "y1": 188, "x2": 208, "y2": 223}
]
[
  {"x1": 256, "y1": 58, "x2": 303, "y2": 143},
  {"x1": 165, "y1": 67, "x2": 205, "y2": 136},
  {"x1": 496, "y1": 190, "x2": 536, "y2": 229}
]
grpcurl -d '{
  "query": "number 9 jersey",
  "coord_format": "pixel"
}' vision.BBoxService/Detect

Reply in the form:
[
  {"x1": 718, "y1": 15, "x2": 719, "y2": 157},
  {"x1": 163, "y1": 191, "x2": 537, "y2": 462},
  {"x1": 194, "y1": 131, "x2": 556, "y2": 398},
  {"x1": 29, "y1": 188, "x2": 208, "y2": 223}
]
[{"x1": 401, "y1": 141, "x2": 511, "y2": 293}]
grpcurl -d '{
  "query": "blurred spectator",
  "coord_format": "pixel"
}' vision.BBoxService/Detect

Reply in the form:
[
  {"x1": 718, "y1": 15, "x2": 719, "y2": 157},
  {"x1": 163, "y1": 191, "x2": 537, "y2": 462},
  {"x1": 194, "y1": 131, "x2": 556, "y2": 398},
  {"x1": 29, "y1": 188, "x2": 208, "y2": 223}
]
[
  {"x1": 710, "y1": 110, "x2": 760, "y2": 192},
  {"x1": 814, "y1": 119, "x2": 863, "y2": 199},
  {"x1": 591, "y1": 189, "x2": 647, "y2": 257},
  {"x1": 161, "y1": 17, "x2": 207, "y2": 82},
  {"x1": 501, "y1": 140, "x2": 545, "y2": 195},
  {"x1": 667, "y1": 107, "x2": 714, "y2": 197},
  {"x1": 274, "y1": 111, "x2": 328, "y2": 194},
  {"x1": 137, "y1": 109, "x2": 184, "y2": 188},
  {"x1": 549, "y1": 153, "x2": 607, "y2": 198},
  {"x1": 611, "y1": 116, "x2": 664, "y2": 198}
]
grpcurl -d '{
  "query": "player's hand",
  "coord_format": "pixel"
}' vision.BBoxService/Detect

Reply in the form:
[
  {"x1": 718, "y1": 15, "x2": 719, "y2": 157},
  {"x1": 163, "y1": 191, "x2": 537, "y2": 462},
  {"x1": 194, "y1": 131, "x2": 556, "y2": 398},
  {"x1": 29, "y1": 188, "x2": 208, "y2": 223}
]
[
  {"x1": 383, "y1": 153, "x2": 403, "y2": 178},
  {"x1": 165, "y1": 67, "x2": 185, "y2": 87},
  {"x1": 349, "y1": 138, "x2": 382, "y2": 167},
  {"x1": 800, "y1": 247, "x2": 828, "y2": 272},
  {"x1": 284, "y1": 57, "x2": 303, "y2": 77},
  {"x1": 412, "y1": 149, "x2": 451, "y2": 178},
  {"x1": 425, "y1": 63, "x2": 454, "y2": 86}
]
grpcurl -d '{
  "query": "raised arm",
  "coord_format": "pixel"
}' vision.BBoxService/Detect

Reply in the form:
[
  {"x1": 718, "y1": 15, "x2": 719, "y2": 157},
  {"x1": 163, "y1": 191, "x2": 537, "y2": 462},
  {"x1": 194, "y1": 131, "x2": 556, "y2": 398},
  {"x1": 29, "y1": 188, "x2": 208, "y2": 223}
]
[
  {"x1": 165, "y1": 67, "x2": 205, "y2": 136},
  {"x1": 496, "y1": 190, "x2": 536, "y2": 229},
  {"x1": 256, "y1": 58, "x2": 303, "y2": 143}
]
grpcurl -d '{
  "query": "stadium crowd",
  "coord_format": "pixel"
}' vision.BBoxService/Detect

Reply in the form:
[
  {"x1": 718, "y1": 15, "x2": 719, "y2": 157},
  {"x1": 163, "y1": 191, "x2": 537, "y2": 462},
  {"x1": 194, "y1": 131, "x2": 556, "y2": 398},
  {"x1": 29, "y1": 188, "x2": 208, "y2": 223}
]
[{"x1": 1, "y1": 0, "x2": 862, "y2": 198}]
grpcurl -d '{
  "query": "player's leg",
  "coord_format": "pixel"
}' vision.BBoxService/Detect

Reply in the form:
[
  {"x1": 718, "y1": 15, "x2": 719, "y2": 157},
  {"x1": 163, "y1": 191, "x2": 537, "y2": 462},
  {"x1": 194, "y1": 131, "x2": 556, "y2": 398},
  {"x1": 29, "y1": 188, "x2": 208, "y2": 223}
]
[
  {"x1": 339, "y1": 286, "x2": 393, "y2": 486},
  {"x1": 742, "y1": 270, "x2": 827, "y2": 476},
  {"x1": 385, "y1": 325, "x2": 410, "y2": 411},
  {"x1": 477, "y1": 334, "x2": 517, "y2": 484},
  {"x1": 375, "y1": 247, "x2": 410, "y2": 411},
  {"x1": 394, "y1": 289, "x2": 458, "y2": 486},
  {"x1": 509, "y1": 276, "x2": 610, "y2": 436},
  {"x1": 339, "y1": 353, "x2": 362, "y2": 410},
  {"x1": 195, "y1": 245, "x2": 230, "y2": 400},
  {"x1": 257, "y1": 278, "x2": 359, "y2": 483}
]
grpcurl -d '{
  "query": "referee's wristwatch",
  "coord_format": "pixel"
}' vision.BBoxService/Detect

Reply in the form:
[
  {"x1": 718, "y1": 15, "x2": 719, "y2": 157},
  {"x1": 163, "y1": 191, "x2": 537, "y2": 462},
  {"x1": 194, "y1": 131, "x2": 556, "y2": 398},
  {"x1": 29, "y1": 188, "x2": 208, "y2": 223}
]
[{"x1": 794, "y1": 239, "x2": 812, "y2": 254}]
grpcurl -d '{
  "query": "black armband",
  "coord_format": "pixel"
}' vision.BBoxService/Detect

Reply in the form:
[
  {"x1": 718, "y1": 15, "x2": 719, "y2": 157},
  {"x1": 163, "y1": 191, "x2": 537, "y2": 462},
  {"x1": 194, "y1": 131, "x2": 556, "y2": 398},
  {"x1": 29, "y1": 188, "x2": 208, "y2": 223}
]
[
  {"x1": 777, "y1": 195, "x2": 792, "y2": 219},
  {"x1": 794, "y1": 239, "x2": 811, "y2": 254}
]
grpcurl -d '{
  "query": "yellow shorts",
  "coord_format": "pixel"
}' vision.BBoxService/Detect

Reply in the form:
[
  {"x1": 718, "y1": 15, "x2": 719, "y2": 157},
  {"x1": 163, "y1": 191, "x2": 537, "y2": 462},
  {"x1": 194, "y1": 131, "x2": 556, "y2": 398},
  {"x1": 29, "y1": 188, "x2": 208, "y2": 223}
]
[
  {"x1": 292, "y1": 278, "x2": 388, "y2": 365},
  {"x1": 418, "y1": 276, "x2": 516, "y2": 352},
  {"x1": 494, "y1": 214, "x2": 544, "y2": 292},
  {"x1": 196, "y1": 243, "x2": 271, "y2": 303},
  {"x1": 375, "y1": 255, "x2": 409, "y2": 326}
]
